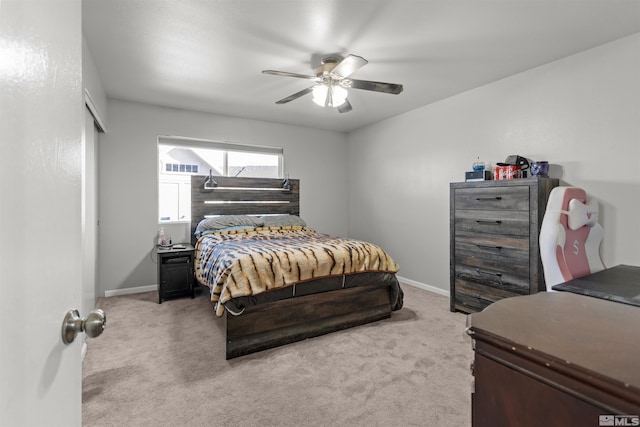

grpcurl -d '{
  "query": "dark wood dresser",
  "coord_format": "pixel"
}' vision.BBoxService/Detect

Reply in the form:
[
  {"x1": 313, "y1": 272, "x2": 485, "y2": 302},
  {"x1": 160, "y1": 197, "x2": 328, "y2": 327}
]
[
  {"x1": 450, "y1": 177, "x2": 558, "y2": 313},
  {"x1": 467, "y1": 292, "x2": 640, "y2": 427}
]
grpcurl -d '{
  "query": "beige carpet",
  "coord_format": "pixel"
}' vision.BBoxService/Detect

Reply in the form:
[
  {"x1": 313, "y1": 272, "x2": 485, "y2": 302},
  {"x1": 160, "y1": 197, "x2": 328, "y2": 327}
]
[{"x1": 83, "y1": 284, "x2": 473, "y2": 426}]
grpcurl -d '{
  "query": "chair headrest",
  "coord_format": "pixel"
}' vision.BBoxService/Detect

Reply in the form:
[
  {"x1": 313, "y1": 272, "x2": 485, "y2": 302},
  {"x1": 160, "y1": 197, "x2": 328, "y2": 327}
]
[{"x1": 566, "y1": 198, "x2": 599, "y2": 230}]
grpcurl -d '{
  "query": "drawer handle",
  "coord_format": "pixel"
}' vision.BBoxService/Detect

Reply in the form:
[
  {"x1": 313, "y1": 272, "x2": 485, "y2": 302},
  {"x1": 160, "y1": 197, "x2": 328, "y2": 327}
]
[
  {"x1": 475, "y1": 219, "x2": 502, "y2": 224},
  {"x1": 474, "y1": 294, "x2": 497, "y2": 303},
  {"x1": 476, "y1": 244, "x2": 503, "y2": 250},
  {"x1": 476, "y1": 268, "x2": 502, "y2": 277},
  {"x1": 475, "y1": 196, "x2": 502, "y2": 201}
]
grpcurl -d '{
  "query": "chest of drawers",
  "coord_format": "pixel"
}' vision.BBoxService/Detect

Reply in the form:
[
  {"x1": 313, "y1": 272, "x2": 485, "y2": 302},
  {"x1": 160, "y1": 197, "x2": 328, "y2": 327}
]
[{"x1": 450, "y1": 177, "x2": 558, "y2": 313}]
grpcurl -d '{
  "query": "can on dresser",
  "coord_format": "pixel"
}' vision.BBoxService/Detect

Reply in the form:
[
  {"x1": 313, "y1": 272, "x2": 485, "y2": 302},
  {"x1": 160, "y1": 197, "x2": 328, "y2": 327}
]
[{"x1": 494, "y1": 165, "x2": 521, "y2": 180}]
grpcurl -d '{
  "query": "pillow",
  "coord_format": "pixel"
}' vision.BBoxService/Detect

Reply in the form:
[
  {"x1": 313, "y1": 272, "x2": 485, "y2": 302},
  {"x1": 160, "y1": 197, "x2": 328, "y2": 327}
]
[
  {"x1": 567, "y1": 198, "x2": 599, "y2": 230},
  {"x1": 259, "y1": 214, "x2": 306, "y2": 227},
  {"x1": 197, "y1": 225, "x2": 257, "y2": 237},
  {"x1": 195, "y1": 215, "x2": 263, "y2": 238}
]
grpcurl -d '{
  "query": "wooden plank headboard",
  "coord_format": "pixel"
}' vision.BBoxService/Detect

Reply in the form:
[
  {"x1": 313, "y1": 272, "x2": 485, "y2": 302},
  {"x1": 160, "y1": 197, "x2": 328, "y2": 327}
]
[{"x1": 190, "y1": 175, "x2": 300, "y2": 244}]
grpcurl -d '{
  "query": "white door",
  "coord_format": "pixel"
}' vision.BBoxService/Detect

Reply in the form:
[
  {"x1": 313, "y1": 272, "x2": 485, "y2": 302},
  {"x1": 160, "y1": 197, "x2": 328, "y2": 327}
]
[{"x1": 0, "y1": 1, "x2": 85, "y2": 426}]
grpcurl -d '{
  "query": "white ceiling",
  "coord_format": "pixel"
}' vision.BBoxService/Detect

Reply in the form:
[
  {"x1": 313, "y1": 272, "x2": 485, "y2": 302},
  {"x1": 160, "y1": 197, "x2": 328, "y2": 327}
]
[{"x1": 82, "y1": 0, "x2": 640, "y2": 133}]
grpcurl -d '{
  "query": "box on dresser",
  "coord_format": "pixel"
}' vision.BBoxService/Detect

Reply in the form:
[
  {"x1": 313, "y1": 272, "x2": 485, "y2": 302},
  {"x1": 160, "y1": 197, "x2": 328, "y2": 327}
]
[
  {"x1": 450, "y1": 177, "x2": 559, "y2": 313},
  {"x1": 465, "y1": 170, "x2": 491, "y2": 182}
]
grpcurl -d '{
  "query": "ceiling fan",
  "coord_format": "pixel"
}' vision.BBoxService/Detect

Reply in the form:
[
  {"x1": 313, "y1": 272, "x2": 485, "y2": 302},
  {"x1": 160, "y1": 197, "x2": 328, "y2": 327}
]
[{"x1": 262, "y1": 54, "x2": 403, "y2": 113}]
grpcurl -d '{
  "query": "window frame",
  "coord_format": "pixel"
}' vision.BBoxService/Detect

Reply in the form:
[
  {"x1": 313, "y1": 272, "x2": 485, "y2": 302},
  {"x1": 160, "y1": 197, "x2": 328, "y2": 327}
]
[{"x1": 157, "y1": 136, "x2": 284, "y2": 224}]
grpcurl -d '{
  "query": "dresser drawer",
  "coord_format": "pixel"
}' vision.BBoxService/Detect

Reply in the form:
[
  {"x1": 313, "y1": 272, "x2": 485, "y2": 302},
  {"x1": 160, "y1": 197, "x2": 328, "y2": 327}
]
[
  {"x1": 454, "y1": 279, "x2": 522, "y2": 312},
  {"x1": 454, "y1": 290, "x2": 493, "y2": 313},
  {"x1": 454, "y1": 261, "x2": 530, "y2": 294},
  {"x1": 454, "y1": 232, "x2": 529, "y2": 264},
  {"x1": 454, "y1": 186, "x2": 529, "y2": 211},
  {"x1": 454, "y1": 209, "x2": 529, "y2": 236}
]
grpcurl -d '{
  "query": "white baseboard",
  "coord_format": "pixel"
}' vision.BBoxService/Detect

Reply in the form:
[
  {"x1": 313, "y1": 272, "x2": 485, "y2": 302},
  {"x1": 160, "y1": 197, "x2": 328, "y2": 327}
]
[
  {"x1": 104, "y1": 285, "x2": 157, "y2": 298},
  {"x1": 396, "y1": 275, "x2": 449, "y2": 298}
]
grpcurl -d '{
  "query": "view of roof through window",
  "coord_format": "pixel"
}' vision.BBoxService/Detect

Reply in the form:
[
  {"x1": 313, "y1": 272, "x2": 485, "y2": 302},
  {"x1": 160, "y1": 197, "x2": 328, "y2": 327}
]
[{"x1": 158, "y1": 142, "x2": 283, "y2": 223}]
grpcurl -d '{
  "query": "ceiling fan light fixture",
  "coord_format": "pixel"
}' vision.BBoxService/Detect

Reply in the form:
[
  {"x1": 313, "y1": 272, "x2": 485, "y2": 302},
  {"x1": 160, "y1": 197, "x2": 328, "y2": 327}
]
[
  {"x1": 312, "y1": 84, "x2": 347, "y2": 108},
  {"x1": 331, "y1": 85, "x2": 348, "y2": 107},
  {"x1": 264, "y1": 54, "x2": 402, "y2": 112},
  {"x1": 312, "y1": 84, "x2": 327, "y2": 106}
]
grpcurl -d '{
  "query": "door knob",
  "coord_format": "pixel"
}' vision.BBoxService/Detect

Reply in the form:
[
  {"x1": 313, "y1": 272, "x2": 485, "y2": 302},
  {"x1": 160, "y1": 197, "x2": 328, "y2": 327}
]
[{"x1": 61, "y1": 309, "x2": 106, "y2": 345}]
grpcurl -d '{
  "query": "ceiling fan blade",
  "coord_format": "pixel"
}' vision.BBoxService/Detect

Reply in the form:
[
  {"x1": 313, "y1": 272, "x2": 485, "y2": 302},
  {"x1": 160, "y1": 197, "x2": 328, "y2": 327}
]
[
  {"x1": 262, "y1": 70, "x2": 319, "y2": 81},
  {"x1": 275, "y1": 87, "x2": 314, "y2": 104},
  {"x1": 337, "y1": 100, "x2": 352, "y2": 114},
  {"x1": 330, "y1": 54, "x2": 368, "y2": 79},
  {"x1": 349, "y1": 79, "x2": 403, "y2": 94}
]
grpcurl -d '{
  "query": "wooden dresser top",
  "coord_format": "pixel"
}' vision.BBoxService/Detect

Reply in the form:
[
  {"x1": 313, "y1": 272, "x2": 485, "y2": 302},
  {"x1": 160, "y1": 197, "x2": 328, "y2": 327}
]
[{"x1": 468, "y1": 291, "x2": 640, "y2": 392}]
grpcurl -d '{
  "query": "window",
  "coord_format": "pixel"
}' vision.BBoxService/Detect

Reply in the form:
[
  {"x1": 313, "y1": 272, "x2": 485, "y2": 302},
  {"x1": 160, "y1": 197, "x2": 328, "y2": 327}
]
[{"x1": 158, "y1": 137, "x2": 283, "y2": 223}]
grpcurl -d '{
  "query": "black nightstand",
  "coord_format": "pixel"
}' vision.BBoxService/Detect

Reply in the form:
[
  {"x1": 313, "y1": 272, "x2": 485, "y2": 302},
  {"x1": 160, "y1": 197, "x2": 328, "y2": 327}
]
[{"x1": 157, "y1": 244, "x2": 195, "y2": 304}]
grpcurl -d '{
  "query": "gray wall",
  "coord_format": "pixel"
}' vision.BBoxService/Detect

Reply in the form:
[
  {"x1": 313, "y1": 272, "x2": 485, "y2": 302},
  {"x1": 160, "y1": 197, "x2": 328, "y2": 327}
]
[
  {"x1": 347, "y1": 33, "x2": 640, "y2": 293},
  {"x1": 98, "y1": 100, "x2": 347, "y2": 295}
]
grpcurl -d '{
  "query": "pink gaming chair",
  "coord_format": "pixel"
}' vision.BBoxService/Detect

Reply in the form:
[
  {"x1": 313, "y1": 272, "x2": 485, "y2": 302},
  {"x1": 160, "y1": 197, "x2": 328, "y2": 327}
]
[{"x1": 539, "y1": 187, "x2": 605, "y2": 291}]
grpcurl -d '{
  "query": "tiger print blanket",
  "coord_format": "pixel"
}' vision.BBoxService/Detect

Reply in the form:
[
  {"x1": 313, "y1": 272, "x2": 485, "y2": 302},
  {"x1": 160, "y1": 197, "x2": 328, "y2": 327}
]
[{"x1": 194, "y1": 226, "x2": 399, "y2": 316}]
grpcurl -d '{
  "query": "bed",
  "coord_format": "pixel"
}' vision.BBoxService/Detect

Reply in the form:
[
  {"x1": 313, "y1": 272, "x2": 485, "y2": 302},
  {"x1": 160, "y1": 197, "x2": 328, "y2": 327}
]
[{"x1": 191, "y1": 175, "x2": 403, "y2": 359}]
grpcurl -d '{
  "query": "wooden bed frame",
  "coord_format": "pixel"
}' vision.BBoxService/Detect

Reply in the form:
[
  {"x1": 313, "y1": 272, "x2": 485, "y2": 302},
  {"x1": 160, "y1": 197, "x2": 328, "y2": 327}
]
[{"x1": 191, "y1": 175, "x2": 395, "y2": 359}]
